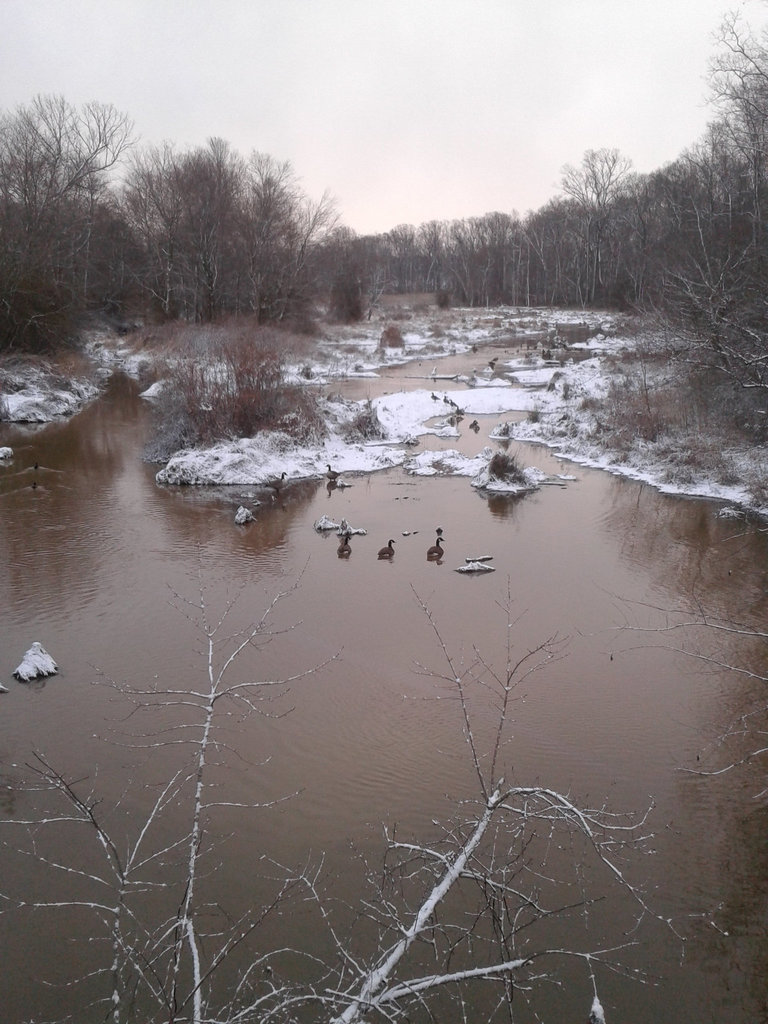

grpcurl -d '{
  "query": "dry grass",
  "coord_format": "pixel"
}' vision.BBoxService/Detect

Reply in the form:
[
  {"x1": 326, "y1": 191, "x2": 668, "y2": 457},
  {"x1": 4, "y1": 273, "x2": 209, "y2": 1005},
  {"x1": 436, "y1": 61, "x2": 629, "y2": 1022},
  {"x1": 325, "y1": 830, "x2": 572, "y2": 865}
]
[
  {"x1": 343, "y1": 400, "x2": 385, "y2": 442},
  {"x1": 488, "y1": 450, "x2": 527, "y2": 484},
  {"x1": 147, "y1": 321, "x2": 324, "y2": 457},
  {"x1": 379, "y1": 324, "x2": 405, "y2": 348}
]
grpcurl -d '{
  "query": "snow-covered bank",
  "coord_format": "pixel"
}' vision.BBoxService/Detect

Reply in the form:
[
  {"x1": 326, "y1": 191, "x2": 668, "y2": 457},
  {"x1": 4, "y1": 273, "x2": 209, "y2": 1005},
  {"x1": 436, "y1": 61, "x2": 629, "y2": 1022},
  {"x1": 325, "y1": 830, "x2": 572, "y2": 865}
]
[
  {"x1": 0, "y1": 363, "x2": 100, "y2": 423},
  {"x1": 5, "y1": 302, "x2": 764, "y2": 519},
  {"x1": 508, "y1": 349, "x2": 768, "y2": 517},
  {"x1": 153, "y1": 307, "x2": 768, "y2": 519}
]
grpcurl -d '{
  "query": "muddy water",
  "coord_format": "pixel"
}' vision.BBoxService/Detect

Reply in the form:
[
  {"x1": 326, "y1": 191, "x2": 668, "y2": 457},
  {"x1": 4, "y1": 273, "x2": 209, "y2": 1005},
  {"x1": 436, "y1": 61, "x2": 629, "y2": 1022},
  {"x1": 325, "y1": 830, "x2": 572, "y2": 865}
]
[{"x1": 1, "y1": 354, "x2": 767, "y2": 1023}]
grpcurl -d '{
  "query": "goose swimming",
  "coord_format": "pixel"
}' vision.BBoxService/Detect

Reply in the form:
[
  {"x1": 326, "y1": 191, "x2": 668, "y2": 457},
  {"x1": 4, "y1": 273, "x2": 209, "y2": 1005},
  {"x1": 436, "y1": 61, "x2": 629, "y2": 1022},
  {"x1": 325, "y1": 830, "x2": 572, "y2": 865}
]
[
  {"x1": 377, "y1": 539, "x2": 396, "y2": 559},
  {"x1": 427, "y1": 536, "x2": 445, "y2": 560},
  {"x1": 337, "y1": 532, "x2": 352, "y2": 557}
]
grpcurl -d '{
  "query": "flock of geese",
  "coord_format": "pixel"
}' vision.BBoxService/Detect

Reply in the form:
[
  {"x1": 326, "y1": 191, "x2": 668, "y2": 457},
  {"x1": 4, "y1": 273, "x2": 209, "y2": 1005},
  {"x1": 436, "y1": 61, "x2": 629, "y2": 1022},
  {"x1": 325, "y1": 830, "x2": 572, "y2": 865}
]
[
  {"x1": 273, "y1": 463, "x2": 447, "y2": 562},
  {"x1": 338, "y1": 527, "x2": 445, "y2": 561}
]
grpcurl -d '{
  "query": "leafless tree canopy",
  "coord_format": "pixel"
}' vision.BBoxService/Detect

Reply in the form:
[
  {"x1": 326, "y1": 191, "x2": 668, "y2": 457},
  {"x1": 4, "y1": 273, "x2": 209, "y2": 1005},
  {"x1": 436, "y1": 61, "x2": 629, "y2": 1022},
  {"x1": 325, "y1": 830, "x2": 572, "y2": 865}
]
[{"x1": 1, "y1": 14, "x2": 768, "y2": 439}]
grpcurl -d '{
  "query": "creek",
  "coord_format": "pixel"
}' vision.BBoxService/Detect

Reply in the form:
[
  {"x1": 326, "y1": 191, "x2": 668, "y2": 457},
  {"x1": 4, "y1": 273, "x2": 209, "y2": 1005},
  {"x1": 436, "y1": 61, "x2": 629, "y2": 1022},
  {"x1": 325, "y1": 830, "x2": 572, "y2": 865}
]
[{"x1": 1, "y1": 346, "x2": 767, "y2": 1023}]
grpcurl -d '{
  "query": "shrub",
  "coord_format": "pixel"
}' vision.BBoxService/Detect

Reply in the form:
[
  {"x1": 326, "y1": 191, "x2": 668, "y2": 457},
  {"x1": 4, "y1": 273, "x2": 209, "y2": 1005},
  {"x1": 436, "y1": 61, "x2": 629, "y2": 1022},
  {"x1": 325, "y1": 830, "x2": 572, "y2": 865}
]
[
  {"x1": 152, "y1": 323, "x2": 325, "y2": 449},
  {"x1": 488, "y1": 449, "x2": 527, "y2": 484},
  {"x1": 527, "y1": 406, "x2": 541, "y2": 423},
  {"x1": 380, "y1": 324, "x2": 405, "y2": 348},
  {"x1": 436, "y1": 289, "x2": 452, "y2": 309},
  {"x1": 343, "y1": 399, "x2": 385, "y2": 441}
]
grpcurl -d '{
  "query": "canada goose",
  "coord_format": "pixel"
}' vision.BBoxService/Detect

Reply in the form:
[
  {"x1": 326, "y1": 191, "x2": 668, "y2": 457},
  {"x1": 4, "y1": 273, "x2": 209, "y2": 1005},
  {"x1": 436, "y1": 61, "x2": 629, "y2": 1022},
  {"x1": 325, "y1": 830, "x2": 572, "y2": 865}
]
[
  {"x1": 326, "y1": 464, "x2": 340, "y2": 482},
  {"x1": 488, "y1": 357, "x2": 498, "y2": 373},
  {"x1": 427, "y1": 536, "x2": 445, "y2": 560},
  {"x1": 377, "y1": 539, "x2": 395, "y2": 559},
  {"x1": 337, "y1": 532, "x2": 352, "y2": 557},
  {"x1": 268, "y1": 471, "x2": 287, "y2": 496}
]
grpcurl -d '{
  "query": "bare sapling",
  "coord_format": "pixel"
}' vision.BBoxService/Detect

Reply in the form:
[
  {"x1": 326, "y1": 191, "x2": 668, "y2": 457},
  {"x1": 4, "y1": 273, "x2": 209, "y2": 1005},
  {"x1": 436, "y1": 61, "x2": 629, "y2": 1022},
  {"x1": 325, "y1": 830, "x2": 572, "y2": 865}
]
[
  {"x1": 286, "y1": 583, "x2": 671, "y2": 1024},
  {"x1": 1, "y1": 570, "x2": 338, "y2": 1024}
]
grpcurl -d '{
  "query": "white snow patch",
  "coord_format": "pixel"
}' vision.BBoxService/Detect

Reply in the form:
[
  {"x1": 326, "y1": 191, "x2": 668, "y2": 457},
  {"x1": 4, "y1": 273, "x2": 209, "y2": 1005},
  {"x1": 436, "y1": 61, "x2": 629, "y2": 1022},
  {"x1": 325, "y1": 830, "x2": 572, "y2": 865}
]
[
  {"x1": 1, "y1": 377, "x2": 99, "y2": 422},
  {"x1": 140, "y1": 380, "x2": 166, "y2": 400},
  {"x1": 404, "y1": 448, "x2": 489, "y2": 477},
  {"x1": 588, "y1": 995, "x2": 606, "y2": 1024},
  {"x1": 0, "y1": 446, "x2": 13, "y2": 459}
]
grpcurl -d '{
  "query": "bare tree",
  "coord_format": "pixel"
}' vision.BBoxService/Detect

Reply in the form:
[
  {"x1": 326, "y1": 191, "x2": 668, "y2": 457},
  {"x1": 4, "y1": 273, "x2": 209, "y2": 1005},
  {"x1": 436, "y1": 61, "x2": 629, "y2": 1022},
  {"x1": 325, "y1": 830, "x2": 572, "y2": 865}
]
[
  {"x1": 293, "y1": 586, "x2": 665, "y2": 1024},
  {"x1": 1, "y1": 573, "x2": 337, "y2": 1024},
  {"x1": 0, "y1": 95, "x2": 133, "y2": 349},
  {"x1": 560, "y1": 148, "x2": 633, "y2": 305}
]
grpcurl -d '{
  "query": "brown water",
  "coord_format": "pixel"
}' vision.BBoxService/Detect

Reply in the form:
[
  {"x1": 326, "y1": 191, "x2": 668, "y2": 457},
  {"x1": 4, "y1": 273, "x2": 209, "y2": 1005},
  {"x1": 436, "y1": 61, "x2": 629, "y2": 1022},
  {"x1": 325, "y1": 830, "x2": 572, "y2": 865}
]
[{"x1": 1, "y1": 355, "x2": 767, "y2": 1023}]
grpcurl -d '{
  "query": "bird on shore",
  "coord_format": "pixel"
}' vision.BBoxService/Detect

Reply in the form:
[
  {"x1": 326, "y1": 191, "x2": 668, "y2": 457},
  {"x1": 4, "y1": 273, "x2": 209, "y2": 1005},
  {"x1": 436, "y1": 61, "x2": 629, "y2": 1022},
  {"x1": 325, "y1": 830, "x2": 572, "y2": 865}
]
[
  {"x1": 488, "y1": 357, "x2": 498, "y2": 373},
  {"x1": 377, "y1": 539, "x2": 396, "y2": 559},
  {"x1": 326, "y1": 464, "x2": 340, "y2": 482},
  {"x1": 337, "y1": 532, "x2": 352, "y2": 557},
  {"x1": 427, "y1": 536, "x2": 445, "y2": 560}
]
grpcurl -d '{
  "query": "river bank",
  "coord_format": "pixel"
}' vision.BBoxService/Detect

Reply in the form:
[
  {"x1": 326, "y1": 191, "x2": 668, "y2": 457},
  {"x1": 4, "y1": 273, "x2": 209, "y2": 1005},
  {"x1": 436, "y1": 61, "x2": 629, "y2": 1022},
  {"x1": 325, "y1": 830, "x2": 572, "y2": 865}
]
[{"x1": 2, "y1": 303, "x2": 766, "y2": 519}]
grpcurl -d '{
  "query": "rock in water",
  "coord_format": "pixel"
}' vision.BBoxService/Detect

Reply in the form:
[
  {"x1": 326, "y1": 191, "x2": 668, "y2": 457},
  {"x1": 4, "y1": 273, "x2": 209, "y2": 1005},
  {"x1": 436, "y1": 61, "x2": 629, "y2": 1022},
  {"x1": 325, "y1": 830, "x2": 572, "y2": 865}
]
[
  {"x1": 234, "y1": 505, "x2": 254, "y2": 524},
  {"x1": 13, "y1": 642, "x2": 58, "y2": 682}
]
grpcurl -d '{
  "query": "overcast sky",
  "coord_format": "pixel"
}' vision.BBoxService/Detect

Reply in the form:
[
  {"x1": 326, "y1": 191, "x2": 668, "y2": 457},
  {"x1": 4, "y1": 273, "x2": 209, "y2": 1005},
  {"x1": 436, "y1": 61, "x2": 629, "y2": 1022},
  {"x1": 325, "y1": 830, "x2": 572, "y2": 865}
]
[{"x1": 2, "y1": 0, "x2": 766, "y2": 234}]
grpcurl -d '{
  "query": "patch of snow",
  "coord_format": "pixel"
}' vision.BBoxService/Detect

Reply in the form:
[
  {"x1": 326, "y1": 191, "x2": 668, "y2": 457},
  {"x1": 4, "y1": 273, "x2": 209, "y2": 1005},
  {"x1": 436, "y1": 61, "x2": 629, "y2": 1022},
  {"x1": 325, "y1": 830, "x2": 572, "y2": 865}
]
[
  {"x1": 337, "y1": 518, "x2": 367, "y2": 536},
  {"x1": 717, "y1": 506, "x2": 745, "y2": 519},
  {"x1": 14, "y1": 642, "x2": 58, "y2": 681},
  {"x1": 0, "y1": 446, "x2": 13, "y2": 459},
  {"x1": 1, "y1": 375, "x2": 99, "y2": 422},
  {"x1": 404, "y1": 448, "x2": 489, "y2": 477},
  {"x1": 455, "y1": 561, "x2": 496, "y2": 573},
  {"x1": 588, "y1": 995, "x2": 606, "y2": 1024},
  {"x1": 140, "y1": 380, "x2": 166, "y2": 400},
  {"x1": 314, "y1": 514, "x2": 340, "y2": 532}
]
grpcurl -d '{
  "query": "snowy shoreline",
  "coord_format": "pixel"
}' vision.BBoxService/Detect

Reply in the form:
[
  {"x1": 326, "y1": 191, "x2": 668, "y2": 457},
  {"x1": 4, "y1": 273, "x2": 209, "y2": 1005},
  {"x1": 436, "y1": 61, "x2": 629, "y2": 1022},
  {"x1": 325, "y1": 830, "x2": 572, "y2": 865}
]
[{"x1": 2, "y1": 305, "x2": 766, "y2": 519}]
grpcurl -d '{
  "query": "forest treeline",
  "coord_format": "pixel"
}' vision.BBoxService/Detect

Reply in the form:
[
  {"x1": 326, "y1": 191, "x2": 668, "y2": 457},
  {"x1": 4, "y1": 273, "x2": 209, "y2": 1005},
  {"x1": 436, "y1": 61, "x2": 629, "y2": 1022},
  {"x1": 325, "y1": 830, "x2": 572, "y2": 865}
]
[{"x1": 0, "y1": 15, "x2": 766, "y2": 401}]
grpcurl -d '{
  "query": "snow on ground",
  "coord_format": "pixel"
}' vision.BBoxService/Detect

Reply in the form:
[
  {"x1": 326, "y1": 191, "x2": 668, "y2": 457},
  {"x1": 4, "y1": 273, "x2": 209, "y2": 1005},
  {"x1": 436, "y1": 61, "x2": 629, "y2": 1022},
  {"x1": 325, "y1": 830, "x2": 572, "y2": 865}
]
[
  {"x1": 0, "y1": 365, "x2": 100, "y2": 423},
  {"x1": 3, "y1": 303, "x2": 765, "y2": 517},
  {"x1": 84, "y1": 329, "x2": 155, "y2": 379},
  {"x1": 509, "y1": 351, "x2": 768, "y2": 515},
  {"x1": 155, "y1": 426, "x2": 408, "y2": 486}
]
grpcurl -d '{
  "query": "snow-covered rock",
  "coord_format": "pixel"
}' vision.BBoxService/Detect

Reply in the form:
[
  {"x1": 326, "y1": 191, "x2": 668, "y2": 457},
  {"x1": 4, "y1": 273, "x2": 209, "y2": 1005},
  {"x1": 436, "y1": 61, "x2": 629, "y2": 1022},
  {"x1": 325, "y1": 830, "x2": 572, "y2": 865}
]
[
  {"x1": 13, "y1": 642, "x2": 58, "y2": 681},
  {"x1": 234, "y1": 505, "x2": 254, "y2": 524},
  {"x1": 314, "y1": 514, "x2": 340, "y2": 532},
  {"x1": 455, "y1": 561, "x2": 496, "y2": 574},
  {"x1": 337, "y1": 518, "x2": 367, "y2": 536},
  {"x1": 0, "y1": 446, "x2": 13, "y2": 460}
]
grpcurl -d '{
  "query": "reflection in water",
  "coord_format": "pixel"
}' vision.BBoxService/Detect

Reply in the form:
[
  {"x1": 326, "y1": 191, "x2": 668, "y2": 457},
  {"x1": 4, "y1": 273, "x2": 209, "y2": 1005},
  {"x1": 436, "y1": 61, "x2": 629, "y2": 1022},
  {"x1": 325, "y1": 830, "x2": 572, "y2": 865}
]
[{"x1": 0, "y1": 365, "x2": 767, "y2": 1023}]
